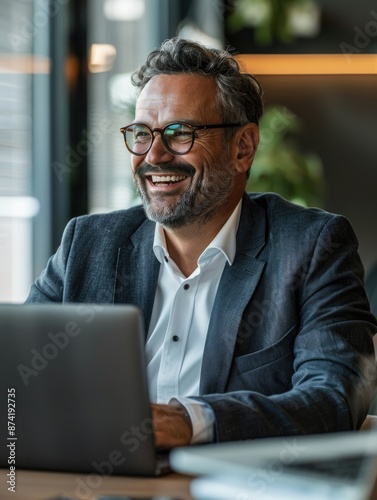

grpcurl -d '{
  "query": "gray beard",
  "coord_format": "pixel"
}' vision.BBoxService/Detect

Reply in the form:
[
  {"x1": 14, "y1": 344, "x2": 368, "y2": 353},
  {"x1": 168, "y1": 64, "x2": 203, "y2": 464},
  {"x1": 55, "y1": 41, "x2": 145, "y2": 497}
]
[
  {"x1": 139, "y1": 188, "x2": 200, "y2": 229},
  {"x1": 135, "y1": 158, "x2": 235, "y2": 229}
]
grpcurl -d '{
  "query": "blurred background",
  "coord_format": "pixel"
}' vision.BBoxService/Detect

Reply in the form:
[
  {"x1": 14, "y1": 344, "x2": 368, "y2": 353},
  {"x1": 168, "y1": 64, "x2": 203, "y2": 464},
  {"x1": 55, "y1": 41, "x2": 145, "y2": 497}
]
[{"x1": 0, "y1": 0, "x2": 376, "y2": 306}]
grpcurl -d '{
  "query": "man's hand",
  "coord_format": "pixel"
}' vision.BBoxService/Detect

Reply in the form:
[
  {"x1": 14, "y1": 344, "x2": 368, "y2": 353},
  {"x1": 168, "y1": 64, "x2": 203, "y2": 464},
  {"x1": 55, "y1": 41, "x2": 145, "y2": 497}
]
[{"x1": 151, "y1": 402, "x2": 193, "y2": 449}]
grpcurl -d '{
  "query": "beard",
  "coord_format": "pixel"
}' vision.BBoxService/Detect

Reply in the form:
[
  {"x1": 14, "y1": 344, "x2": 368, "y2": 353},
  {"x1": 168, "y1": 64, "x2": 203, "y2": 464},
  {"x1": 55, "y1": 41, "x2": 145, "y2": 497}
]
[{"x1": 134, "y1": 153, "x2": 235, "y2": 229}]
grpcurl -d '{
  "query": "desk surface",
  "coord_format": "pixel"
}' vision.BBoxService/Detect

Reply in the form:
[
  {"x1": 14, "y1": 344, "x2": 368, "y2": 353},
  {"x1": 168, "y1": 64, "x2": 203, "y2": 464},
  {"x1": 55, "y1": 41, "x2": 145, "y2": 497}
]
[{"x1": 1, "y1": 469, "x2": 193, "y2": 500}]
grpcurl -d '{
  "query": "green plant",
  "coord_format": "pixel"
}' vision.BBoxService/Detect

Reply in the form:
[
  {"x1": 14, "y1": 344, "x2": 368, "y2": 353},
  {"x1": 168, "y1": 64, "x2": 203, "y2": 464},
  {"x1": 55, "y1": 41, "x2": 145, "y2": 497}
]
[
  {"x1": 227, "y1": 0, "x2": 320, "y2": 45},
  {"x1": 247, "y1": 106, "x2": 325, "y2": 207}
]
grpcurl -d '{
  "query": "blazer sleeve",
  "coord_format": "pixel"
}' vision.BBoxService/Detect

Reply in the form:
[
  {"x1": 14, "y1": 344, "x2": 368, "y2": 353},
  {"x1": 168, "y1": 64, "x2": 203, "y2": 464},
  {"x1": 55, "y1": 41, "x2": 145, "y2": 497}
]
[
  {"x1": 197, "y1": 214, "x2": 377, "y2": 441},
  {"x1": 26, "y1": 218, "x2": 77, "y2": 302}
]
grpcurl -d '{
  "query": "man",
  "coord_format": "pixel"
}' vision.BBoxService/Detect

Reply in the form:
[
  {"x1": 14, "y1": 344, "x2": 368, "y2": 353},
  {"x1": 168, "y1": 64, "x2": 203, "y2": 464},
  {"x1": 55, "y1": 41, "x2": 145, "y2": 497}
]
[{"x1": 27, "y1": 38, "x2": 377, "y2": 449}]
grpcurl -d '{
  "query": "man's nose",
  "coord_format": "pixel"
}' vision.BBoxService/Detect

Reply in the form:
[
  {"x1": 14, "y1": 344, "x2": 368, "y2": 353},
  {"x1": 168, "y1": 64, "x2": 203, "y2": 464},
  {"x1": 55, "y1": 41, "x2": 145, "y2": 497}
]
[{"x1": 144, "y1": 132, "x2": 175, "y2": 164}]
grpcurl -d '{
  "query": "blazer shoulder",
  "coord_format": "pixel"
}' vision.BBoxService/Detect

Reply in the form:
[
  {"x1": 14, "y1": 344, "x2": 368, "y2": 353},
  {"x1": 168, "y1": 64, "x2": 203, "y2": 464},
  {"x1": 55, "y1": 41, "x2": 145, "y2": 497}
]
[
  {"x1": 72, "y1": 204, "x2": 150, "y2": 236},
  {"x1": 246, "y1": 192, "x2": 357, "y2": 251},
  {"x1": 247, "y1": 191, "x2": 341, "y2": 226}
]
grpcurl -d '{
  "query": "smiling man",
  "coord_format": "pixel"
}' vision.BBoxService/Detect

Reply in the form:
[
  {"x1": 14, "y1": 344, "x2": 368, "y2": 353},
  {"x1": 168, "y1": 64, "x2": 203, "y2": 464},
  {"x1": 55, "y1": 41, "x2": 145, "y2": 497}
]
[
  {"x1": 27, "y1": 38, "x2": 377, "y2": 449},
  {"x1": 126, "y1": 72, "x2": 258, "y2": 277}
]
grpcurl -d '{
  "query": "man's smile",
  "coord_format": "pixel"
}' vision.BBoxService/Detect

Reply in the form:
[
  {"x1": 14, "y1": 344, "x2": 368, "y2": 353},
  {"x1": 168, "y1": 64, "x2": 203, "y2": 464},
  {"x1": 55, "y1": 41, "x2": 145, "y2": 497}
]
[
  {"x1": 136, "y1": 163, "x2": 195, "y2": 194},
  {"x1": 149, "y1": 174, "x2": 188, "y2": 187}
]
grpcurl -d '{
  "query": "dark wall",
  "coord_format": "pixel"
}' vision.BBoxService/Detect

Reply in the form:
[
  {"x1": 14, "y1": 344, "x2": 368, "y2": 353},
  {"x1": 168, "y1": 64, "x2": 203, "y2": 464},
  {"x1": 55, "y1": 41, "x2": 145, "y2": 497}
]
[
  {"x1": 224, "y1": 1, "x2": 377, "y2": 275},
  {"x1": 258, "y1": 74, "x2": 377, "y2": 274}
]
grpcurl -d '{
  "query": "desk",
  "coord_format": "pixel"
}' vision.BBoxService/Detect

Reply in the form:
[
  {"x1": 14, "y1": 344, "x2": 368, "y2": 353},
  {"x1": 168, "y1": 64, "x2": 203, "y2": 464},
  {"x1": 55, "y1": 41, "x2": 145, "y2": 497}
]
[
  {"x1": 1, "y1": 469, "x2": 193, "y2": 500},
  {"x1": 2, "y1": 418, "x2": 377, "y2": 500}
]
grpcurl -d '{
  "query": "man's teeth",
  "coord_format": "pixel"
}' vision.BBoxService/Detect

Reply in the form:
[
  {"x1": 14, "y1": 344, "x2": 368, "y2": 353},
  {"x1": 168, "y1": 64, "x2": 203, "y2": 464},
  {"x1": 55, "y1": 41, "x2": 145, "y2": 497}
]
[{"x1": 151, "y1": 175, "x2": 187, "y2": 184}]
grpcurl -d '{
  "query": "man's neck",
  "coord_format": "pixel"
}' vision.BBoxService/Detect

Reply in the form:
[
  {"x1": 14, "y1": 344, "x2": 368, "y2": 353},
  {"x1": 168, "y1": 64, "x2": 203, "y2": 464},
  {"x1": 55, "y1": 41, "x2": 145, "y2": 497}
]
[{"x1": 162, "y1": 203, "x2": 240, "y2": 278}]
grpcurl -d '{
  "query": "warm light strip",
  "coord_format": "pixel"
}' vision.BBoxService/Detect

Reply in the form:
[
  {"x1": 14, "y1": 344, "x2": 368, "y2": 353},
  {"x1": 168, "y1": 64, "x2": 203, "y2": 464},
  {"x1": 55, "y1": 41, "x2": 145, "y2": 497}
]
[
  {"x1": 0, "y1": 55, "x2": 51, "y2": 74},
  {"x1": 236, "y1": 54, "x2": 377, "y2": 75}
]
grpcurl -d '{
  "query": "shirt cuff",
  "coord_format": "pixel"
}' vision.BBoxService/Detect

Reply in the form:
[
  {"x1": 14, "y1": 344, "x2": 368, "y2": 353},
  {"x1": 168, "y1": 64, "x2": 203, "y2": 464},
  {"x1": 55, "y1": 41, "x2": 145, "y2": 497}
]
[{"x1": 170, "y1": 397, "x2": 215, "y2": 444}]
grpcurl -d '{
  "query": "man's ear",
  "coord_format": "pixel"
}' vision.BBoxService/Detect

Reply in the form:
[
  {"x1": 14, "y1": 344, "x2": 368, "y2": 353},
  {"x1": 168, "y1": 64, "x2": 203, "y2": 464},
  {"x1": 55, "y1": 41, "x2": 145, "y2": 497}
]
[{"x1": 234, "y1": 123, "x2": 259, "y2": 174}]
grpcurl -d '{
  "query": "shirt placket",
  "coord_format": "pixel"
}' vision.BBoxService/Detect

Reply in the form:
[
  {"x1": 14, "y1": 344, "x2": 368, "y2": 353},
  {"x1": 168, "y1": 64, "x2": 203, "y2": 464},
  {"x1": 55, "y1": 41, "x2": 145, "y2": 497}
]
[{"x1": 157, "y1": 275, "x2": 198, "y2": 403}]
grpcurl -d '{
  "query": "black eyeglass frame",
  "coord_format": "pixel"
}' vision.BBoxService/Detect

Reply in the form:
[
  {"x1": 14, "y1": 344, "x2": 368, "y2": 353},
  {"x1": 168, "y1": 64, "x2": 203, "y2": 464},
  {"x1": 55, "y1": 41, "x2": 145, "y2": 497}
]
[{"x1": 119, "y1": 122, "x2": 242, "y2": 156}]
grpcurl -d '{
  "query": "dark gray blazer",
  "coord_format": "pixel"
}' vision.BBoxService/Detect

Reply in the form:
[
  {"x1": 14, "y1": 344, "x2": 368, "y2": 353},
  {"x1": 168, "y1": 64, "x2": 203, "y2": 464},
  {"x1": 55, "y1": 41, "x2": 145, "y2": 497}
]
[{"x1": 27, "y1": 193, "x2": 377, "y2": 441}]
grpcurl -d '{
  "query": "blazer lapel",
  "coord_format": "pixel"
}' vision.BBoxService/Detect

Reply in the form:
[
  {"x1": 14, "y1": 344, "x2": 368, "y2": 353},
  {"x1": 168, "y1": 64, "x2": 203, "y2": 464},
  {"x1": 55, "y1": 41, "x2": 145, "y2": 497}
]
[
  {"x1": 200, "y1": 194, "x2": 267, "y2": 394},
  {"x1": 114, "y1": 218, "x2": 160, "y2": 335}
]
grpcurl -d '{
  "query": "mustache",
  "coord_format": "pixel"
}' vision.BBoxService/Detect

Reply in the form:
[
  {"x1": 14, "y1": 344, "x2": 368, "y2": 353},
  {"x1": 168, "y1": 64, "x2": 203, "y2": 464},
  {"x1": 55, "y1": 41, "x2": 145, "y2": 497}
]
[{"x1": 136, "y1": 162, "x2": 196, "y2": 178}]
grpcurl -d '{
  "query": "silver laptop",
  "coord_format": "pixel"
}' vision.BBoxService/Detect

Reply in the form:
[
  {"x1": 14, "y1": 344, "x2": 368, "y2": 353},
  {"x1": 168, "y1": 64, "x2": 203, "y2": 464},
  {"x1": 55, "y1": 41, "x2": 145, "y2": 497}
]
[
  {"x1": 0, "y1": 303, "x2": 169, "y2": 476},
  {"x1": 171, "y1": 412, "x2": 377, "y2": 499}
]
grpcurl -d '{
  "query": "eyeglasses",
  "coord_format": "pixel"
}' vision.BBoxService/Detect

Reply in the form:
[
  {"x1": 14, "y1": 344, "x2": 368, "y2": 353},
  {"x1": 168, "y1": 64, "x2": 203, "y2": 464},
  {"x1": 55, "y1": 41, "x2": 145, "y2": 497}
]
[{"x1": 119, "y1": 122, "x2": 242, "y2": 156}]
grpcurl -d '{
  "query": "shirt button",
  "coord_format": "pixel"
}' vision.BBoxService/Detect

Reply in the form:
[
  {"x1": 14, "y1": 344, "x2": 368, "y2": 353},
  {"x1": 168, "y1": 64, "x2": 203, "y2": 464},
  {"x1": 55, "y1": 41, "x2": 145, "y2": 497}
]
[
  {"x1": 183, "y1": 283, "x2": 190, "y2": 290},
  {"x1": 172, "y1": 335, "x2": 179, "y2": 342},
  {"x1": 164, "y1": 256, "x2": 168, "y2": 262}
]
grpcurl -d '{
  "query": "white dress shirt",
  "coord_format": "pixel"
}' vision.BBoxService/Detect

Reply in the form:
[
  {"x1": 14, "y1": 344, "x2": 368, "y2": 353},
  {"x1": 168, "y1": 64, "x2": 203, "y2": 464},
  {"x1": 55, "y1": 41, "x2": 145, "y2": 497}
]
[{"x1": 145, "y1": 200, "x2": 242, "y2": 443}]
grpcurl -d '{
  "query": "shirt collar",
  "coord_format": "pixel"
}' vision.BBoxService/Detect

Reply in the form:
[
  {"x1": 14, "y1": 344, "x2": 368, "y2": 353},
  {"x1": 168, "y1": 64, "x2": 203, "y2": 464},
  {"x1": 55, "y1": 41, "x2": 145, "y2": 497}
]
[{"x1": 153, "y1": 198, "x2": 242, "y2": 266}]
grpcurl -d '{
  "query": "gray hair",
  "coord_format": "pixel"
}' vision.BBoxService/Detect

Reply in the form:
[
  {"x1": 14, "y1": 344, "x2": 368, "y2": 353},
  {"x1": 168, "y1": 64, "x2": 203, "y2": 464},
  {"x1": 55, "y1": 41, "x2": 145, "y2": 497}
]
[{"x1": 131, "y1": 38, "x2": 264, "y2": 129}]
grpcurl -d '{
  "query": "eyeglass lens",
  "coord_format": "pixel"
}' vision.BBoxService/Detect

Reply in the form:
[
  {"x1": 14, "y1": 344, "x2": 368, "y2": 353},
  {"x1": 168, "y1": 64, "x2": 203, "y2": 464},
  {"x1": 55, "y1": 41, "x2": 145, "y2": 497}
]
[{"x1": 125, "y1": 123, "x2": 195, "y2": 155}]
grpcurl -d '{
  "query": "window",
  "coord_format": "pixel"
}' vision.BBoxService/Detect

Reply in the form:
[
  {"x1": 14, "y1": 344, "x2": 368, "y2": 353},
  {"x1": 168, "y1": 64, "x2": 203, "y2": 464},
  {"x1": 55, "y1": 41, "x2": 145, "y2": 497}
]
[
  {"x1": 0, "y1": 0, "x2": 39, "y2": 302},
  {"x1": 0, "y1": 0, "x2": 224, "y2": 302}
]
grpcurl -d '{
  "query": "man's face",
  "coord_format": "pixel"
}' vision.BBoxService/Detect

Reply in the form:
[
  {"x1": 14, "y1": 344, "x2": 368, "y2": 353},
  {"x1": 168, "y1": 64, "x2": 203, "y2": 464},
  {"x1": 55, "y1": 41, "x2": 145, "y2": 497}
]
[{"x1": 131, "y1": 74, "x2": 239, "y2": 229}]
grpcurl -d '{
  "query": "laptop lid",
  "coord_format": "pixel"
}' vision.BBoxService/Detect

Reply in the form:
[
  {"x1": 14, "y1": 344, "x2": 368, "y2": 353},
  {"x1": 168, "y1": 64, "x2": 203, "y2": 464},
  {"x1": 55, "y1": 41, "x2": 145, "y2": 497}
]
[
  {"x1": 171, "y1": 413, "x2": 377, "y2": 500},
  {"x1": 0, "y1": 303, "x2": 166, "y2": 476}
]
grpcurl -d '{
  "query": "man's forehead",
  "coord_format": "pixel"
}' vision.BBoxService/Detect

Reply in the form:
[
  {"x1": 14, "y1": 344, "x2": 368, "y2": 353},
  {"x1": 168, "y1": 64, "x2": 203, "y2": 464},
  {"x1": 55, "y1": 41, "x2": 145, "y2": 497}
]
[
  {"x1": 135, "y1": 73, "x2": 218, "y2": 119},
  {"x1": 138, "y1": 73, "x2": 216, "y2": 100}
]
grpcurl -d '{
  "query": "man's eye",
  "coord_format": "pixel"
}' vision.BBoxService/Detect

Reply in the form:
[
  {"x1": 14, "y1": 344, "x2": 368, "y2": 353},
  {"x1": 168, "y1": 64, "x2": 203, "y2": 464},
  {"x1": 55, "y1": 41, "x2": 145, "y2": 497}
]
[
  {"x1": 134, "y1": 130, "x2": 150, "y2": 141},
  {"x1": 174, "y1": 130, "x2": 191, "y2": 137},
  {"x1": 167, "y1": 126, "x2": 192, "y2": 140}
]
